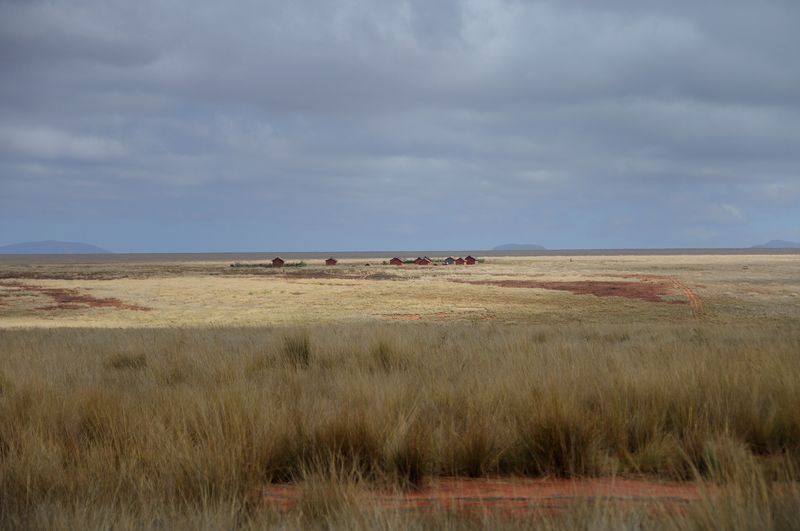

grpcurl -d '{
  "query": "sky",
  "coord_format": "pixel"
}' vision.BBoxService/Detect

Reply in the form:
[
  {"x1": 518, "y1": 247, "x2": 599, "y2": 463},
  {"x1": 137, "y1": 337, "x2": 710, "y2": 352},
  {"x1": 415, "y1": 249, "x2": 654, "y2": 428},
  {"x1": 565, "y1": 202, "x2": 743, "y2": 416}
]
[{"x1": 1, "y1": 0, "x2": 799, "y2": 252}]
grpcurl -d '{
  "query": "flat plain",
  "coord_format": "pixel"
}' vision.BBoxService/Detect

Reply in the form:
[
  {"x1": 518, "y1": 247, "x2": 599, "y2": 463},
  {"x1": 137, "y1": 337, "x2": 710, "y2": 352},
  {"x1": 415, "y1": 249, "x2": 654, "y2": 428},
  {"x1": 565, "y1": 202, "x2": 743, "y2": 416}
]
[
  {"x1": 1, "y1": 253, "x2": 800, "y2": 529},
  {"x1": 2, "y1": 254, "x2": 798, "y2": 327}
]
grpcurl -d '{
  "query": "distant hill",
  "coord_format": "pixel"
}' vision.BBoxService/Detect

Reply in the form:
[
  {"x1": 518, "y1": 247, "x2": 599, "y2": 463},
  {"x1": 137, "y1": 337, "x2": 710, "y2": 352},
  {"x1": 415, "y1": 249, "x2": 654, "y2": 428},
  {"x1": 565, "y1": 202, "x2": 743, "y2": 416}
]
[
  {"x1": 492, "y1": 243, "x2": 547, "y2": 251},
  {"x1": 0, "y1": 240, "x2": 111, "y2": 254},
  {"x1": 750, "y1": 240, "x2": 800, "y2": 249}
]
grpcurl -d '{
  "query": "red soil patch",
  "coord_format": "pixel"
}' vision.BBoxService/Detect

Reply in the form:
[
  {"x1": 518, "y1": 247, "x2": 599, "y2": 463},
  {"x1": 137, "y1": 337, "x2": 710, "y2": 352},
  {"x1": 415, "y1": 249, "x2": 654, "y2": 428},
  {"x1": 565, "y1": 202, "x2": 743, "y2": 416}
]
[
  {"x1": 464, "y1": 279, "x2": 685, "y2": 304},
  {"x1": 384, "y1": 312, "x2": 452, "y2": 321},
  {"x1": 263, "y1": 477, "x2": 703, "y2": 515},
  {"x1": 0, "y1": 281, "x2": 150, "y2": 311}
]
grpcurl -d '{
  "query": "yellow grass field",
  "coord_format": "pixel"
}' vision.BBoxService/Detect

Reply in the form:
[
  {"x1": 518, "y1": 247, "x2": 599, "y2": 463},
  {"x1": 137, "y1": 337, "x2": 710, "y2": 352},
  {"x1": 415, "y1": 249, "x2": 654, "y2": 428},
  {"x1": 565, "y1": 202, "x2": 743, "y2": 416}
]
[{"x1": 1, "y1": 254, "x2": 798, "y2": 328}]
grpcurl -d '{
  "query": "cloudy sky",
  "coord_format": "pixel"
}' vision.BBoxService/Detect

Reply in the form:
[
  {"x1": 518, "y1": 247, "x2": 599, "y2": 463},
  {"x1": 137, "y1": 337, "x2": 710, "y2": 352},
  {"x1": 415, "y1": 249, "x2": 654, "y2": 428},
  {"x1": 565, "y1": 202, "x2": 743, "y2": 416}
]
[{"x1": 1, "y1": 0, "x2": 799, "y2": 251}]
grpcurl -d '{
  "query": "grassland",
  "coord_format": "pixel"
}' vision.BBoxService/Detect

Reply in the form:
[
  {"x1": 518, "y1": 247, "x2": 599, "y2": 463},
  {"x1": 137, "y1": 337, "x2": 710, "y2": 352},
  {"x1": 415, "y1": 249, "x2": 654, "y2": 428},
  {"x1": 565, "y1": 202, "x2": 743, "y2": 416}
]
[
  {"x1": 1, "y1": 254, "x2": 799, "y2": 529},
  {"x1": 1, "y1": 254, "x2": 798, "y2": 327}
]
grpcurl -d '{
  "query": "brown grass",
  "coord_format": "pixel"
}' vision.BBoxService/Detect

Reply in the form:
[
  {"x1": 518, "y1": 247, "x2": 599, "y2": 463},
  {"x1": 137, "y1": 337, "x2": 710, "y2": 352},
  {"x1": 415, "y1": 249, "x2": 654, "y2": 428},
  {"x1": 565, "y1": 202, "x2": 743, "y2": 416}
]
[
  {"x1": 1, "y1": 322, "x2": 800, "y2": 528},
  {"x1": 1, "y1": 254, "x2": 798, "y2": 527}
]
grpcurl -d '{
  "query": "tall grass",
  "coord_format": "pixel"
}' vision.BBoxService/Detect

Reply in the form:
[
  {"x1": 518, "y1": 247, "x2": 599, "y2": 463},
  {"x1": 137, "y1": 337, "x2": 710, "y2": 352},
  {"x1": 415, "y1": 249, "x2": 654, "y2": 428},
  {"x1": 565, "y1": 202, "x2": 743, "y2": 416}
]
[
  {"x1": 1, "y1": 322, "x2": 799, "y2": 528},
  {"x1": 283, "y1": 334, "x2": 311, "y2": 368}
]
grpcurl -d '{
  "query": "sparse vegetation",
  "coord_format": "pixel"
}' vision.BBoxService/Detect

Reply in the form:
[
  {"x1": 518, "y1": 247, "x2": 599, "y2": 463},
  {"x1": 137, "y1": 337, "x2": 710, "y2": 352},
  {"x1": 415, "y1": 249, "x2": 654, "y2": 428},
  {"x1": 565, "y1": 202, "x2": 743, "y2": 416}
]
[{"x1": 230, "y1": 262, "x2": 271, "y2": 268}]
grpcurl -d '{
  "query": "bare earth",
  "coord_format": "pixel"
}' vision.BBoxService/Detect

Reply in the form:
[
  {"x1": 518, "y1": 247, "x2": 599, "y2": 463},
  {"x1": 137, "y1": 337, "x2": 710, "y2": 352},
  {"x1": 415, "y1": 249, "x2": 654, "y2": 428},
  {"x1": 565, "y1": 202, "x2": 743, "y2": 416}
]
[{"x1": 264, "y1": 477, "x2": 703, "y2": 515}]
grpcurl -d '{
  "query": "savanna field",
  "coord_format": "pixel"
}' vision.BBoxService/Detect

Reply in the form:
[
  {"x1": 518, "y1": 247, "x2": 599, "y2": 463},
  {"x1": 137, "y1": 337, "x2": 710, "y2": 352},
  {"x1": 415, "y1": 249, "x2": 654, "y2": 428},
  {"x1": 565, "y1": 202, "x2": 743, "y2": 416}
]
[{"x1": 1, "y1": 254, "x2": 800, "y2": 529}]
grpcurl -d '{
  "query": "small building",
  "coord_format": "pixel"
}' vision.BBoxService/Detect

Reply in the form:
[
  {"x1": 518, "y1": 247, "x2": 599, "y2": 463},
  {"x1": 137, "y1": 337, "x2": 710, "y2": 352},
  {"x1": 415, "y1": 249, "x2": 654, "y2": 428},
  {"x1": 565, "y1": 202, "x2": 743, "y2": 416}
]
[
  {"x1": 389, "y1": 257, "x2": 403, "y2": 266},
  {"x1": 325, "y1": 257, "x2": 338, "y2": 266},
  {"x1": 465, "y1": 255, "x2": 477, "y2": 265},
  {"x1": 415, "y1": 257, "x2": 432, "y2": 266},
  {"x1": 444, "y1": 256, "x2": 455, "y2": 265},
  {"x1": 455, "y1": 257, "x2": 465, "y2": 265},
  {"x1": 272, "y1": 257, "x2": 285, "y2": 267}
]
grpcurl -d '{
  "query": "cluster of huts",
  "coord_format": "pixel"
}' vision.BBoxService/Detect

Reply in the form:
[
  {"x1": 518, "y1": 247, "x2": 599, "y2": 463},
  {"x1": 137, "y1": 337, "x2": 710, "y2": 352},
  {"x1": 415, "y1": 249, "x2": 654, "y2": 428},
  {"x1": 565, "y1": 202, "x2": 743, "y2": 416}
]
[
  {"x1": 270, "y1": 257, "x2": 338, "y2": 267},
  {"x1": 269, "y1": 256, "x2": 477, "y2": 267},
  {"x1": 391, "y1": 256, "x2": 478, "y2": 266}
]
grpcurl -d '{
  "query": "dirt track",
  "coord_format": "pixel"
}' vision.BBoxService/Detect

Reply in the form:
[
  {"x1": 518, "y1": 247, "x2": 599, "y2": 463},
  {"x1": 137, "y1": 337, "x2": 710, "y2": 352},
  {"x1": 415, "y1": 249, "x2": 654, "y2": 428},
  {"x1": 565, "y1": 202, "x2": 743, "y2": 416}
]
[
  {"x1": 668, "y1": 276, "x2": 705, "y2": 317},
  {"x1": 621, "y1": 274, "x2": 705, "y2": 318},
  {"x1": 263, "y1": 477, "x2": 704, "y2": 515}
]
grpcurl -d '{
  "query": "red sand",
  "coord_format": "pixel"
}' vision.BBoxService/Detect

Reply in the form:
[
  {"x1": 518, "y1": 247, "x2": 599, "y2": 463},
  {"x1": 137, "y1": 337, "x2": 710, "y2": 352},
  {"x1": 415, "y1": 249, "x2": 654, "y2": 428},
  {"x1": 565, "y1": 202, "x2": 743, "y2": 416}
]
[
  {"x1": 464, "y1": 279, "x2": 685, "y2": 304},
  {"x1": 0, "y1": 281, "x2": 150, "y2": 311},
  {"x1": 263, "y1": 477, "x2": 704, "y2": 515}
]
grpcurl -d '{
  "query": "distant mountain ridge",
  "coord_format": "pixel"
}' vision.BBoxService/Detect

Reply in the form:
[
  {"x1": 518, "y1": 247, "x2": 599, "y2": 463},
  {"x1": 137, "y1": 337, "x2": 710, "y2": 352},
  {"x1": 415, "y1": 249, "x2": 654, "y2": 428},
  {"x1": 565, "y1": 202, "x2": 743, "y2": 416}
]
[
  {"x1": 492, "y1": 243, "x2": 547, "y2": 251},
  {"x1": 0, "y1": 240, "x2": 111, "y2": 254},
  {"x1": 750, "y1": 240, "x2": 800, "y2": 249}
]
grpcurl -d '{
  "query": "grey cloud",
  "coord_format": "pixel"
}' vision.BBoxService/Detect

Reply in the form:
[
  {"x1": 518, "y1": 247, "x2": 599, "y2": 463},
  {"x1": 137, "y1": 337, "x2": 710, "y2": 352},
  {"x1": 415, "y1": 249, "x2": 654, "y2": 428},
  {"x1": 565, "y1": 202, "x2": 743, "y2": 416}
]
[
  {"x1": 1, "y1": 0, "x2": 799, "y2": 250},
  {"x1": 0, "y1": 125, "x2": 128, "y2": 160},
  {"x1": 702, "y1": 204, "x2": 747, "y2": 225}
]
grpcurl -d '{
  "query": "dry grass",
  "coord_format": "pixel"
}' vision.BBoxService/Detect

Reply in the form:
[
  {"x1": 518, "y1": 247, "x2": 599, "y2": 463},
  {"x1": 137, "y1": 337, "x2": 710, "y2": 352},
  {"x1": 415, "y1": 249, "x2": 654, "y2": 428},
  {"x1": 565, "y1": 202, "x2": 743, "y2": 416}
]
[
  {"x1": 1, "y1": 254, "x2": 798, "y2": 527},
  {"x1": 1, "y1": 322, "x2": 800, "y2": 528}
]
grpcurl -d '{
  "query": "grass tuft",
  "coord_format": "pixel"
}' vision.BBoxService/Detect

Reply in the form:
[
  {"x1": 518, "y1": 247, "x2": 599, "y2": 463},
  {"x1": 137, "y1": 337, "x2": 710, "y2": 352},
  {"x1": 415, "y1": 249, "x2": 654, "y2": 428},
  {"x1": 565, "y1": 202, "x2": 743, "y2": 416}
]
[
  {"x1": 106, "y1": 353, "x2": 146, "y2": 370},
  {"x1": 371, "y1": 339, "x2": 407, "y2": 372},
  {"x1": 283, "y1": 334, "x2": 311, "y2": 368}
]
